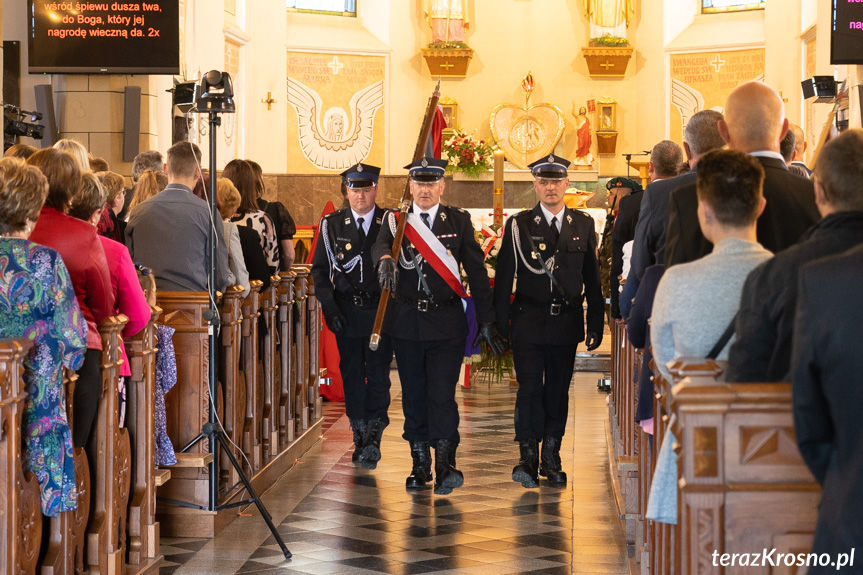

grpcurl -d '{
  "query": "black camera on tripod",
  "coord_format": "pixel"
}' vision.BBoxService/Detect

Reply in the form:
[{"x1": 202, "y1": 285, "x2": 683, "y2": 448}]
[{"x1": 3, "y1": 103, "x2": 45, "y2": 150}]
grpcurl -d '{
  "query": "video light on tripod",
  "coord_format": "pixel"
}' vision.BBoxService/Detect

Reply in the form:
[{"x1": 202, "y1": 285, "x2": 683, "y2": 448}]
[{"x1": 195, "y1": 70, "x2": 236, "y2": 113}]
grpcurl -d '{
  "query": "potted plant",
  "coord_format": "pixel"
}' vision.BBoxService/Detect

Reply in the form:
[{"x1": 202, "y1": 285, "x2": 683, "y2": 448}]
[{"x1": 442, "y1": 129, "x2": 492, "y2": 178}]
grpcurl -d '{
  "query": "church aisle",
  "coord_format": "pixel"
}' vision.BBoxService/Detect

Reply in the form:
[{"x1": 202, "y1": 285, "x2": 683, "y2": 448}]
[{"x1": 161, "y1": 371, "x2": 628, "y2": 575}]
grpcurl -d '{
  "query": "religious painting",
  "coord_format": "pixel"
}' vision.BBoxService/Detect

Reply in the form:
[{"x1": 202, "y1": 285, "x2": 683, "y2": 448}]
[
  {"x1": 286, "y1": 50, "x2": 387, "y2": 173},
  {"x1": 668, "y1": 48, "x2": 765, "y2": 143}
]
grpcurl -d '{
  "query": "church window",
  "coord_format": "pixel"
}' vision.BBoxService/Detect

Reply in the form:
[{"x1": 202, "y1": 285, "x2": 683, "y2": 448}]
[
  {"x1": 702, "y1": 0, "x2": 765, "y2": 14},
  {"x1": 286, "y1": 0, "x2": 357, "y2": 16}
]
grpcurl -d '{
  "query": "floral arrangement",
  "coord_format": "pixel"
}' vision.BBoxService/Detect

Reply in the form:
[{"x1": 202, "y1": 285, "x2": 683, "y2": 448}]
[
  {"x1": 589, "y1": 34, "x2": 630, "y2": 47},
  {"x1": 443, "y1": 130, "x2": 493, "y2": 179},
  {"x1": 427, "y1": 40, "x2": 470, "y2": 50}
]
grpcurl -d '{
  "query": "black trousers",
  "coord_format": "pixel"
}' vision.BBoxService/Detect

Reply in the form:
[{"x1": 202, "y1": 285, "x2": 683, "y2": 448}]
[
  {"x1": 72, "y1": 348, "x2": 102, "y2": 448},
  {"x1": 335, "y1": 332, "x2": 393, "y2": 424},
  {"x1": 512, "y1": 341, "x2": 578, "y2": 441},
  {"x1": 391, "y1": 336, "x2": 464, "y2": 445}
]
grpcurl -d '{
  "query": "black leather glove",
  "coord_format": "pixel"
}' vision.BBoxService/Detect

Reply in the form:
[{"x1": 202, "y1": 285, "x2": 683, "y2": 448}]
[
  {"x1": 326, "y1": 312, "x2": 347, "y2": 336},
  {"x1": 377, "y1": 257, "x2": 399, "y2": 292},
  {"x1": 585, "y1": 331, "x2": 602, "y2": 351},
  {"x1": 473, "y1": 323, "x2": 509, "y2": 356}
]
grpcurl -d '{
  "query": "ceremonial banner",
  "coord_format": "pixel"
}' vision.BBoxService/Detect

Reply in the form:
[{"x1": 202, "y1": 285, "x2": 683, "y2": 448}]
[
  {"x1": 287, "y1": 50, "x2": 387, "y2": 173},
  {"x1": 669, "y1": 48, "x2": 765, "y2": 143}
]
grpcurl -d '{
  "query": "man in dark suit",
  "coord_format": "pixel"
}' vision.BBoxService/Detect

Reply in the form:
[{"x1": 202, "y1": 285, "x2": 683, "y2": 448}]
[
  {"x1": 311, "y1": 163, "x2": 392, "y2": 469},
  {"x1": 664, "y1": 81, "x2": 819, "y2": 267},
  {"x1": 629, "y1": 111, "x2": 724, "y2": 281},
  {"x1": 792, "y1": 244, "x2": 863, "y2": 571},
  {"x1": 789, "y1": 123, "x2": 812, "y2": 176},
  {"x1": 608, "y1": 177, "x2": 642, "y2": 319},
  {"x1": 374, "y1": 157, "x2": 507, "y2": 494},
  {"x1": 727, "y1": 129, "x2": 863, "y2": 383},
  {"x1": 494, "y1": 155, "x2": 604, "y2": 488}
]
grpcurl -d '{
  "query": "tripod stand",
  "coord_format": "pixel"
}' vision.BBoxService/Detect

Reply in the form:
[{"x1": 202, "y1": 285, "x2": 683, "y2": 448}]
[{"x1": 157, "y1": 72, "x2": 291, "y2": 561}]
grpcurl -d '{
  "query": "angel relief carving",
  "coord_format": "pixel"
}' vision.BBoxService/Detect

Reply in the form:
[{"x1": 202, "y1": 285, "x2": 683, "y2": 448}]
[{"x1": 287, "y1": 77, "x2": 385, "y2": 171}]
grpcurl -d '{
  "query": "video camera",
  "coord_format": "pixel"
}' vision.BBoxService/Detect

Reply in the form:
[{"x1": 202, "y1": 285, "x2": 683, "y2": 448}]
[{"x1": 3, "y1": 103, "x2": 45, "y2": 150}]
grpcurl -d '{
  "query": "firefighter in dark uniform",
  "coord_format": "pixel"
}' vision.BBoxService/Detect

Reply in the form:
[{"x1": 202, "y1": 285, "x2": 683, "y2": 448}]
[
  {"x1": 311, "y1": 163, "x2": 393, "y2": 469},
  {"x1": 493, "y1": 154, "x2": 604, "y2": 488},
  {"x1": 373, "y1": 157, "x2": 508, "y2": 495}
]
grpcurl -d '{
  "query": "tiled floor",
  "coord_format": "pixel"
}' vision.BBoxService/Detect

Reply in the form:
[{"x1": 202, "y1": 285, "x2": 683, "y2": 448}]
[{"x1": 160, "y1": 367, "x2": 628, "y2": 575}]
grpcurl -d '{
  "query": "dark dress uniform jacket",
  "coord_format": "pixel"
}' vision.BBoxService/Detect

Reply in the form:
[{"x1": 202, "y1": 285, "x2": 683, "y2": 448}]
[
  {"x1": 311, "y1": 205, "x2": 386, "y2": 338},
  {"x1": 792, "y1": 244, "x2": 863, "y2": 568},
  {"x1": 372, "y1": 204, "x2": 494, "y2": 341},
  {"x1": 494, "y1": 204, "x2": 604, "y2": 345},
  {"x1": 727, "y1": 211, "x2": 863, "y2": 383},
  {"x1": 664, "y1": 156, "x2": 818, "y2": 266}
]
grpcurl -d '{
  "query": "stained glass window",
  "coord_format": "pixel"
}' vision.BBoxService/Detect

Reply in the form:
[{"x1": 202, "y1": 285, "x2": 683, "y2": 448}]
[
  {"x1": 702, "y1": 0, "x2": 765, "y2": 14},
  {"x1": 286, "y1": 0, "x2": 357, "y2": 16}
]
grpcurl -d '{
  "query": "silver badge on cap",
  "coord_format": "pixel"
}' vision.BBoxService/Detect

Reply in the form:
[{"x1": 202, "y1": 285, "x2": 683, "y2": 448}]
[
  {"x1": 547, "y1": 155, "x2": 554, "y2": 162},
  {"x1": 357, "y1": 164, "x2": 363, "y2": 172},
  {"x1": 421, "y1": 158, "x2": 428, "y2": 167}
]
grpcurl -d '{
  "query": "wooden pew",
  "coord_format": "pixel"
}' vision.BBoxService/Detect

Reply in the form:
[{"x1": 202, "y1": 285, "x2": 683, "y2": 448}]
[
  {"x1": 277, "y1": 271, "x2": 296, "y2": 446},
  {"x1": 240, "y1": 281, "x2": 264, "y2": 473},
  {"x1": 86, "y1": 315, "x2": 132, "y2": 575},
  {"x1": 218, "y1": 286, "x2": 245, "y2": 490},
  {"x1": 304, "y1": 268, "x2": 322, "y2": 421},
  {"x1": 260, "y1": 276, "x2": 282, "y2": 461},
  {"x1": 0, "y1": 339, "x2": 42, "y2": 575},
  {"x1": 292, "y1": 267, "x2": 310, "y2": 431},
  {"x1": 41, "y1": 369, "x2": 90, "y2": 575},
  {"x1": 649, "y1": 360, "x2": 678, "y2": 575},
  {"x1": 125, "y1": 307, "x2": 163, "y2": 567},
  {"x1": 669, "y1": 359, "x2": 820, "y2": 575}
]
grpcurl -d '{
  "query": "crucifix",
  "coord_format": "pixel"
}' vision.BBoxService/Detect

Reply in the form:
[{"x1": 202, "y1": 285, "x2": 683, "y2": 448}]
[{"x1": 261, "y1": 92, "x2": 277, "y2": 110}]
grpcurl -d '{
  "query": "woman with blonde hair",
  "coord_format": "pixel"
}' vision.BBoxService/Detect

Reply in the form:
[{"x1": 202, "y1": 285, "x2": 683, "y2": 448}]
[
  {"x1": 125, "y1": 169, "x2": 168, "y2": 216},
  {"x1": 53, "y1": 138, "x2": 91, "y2": 172},
  {"x1": 215, "y1": 177, "x2": 250, "y2": 297}
]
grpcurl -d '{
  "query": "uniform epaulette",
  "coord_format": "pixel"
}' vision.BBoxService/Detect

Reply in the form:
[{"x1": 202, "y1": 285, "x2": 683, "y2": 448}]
[
  {"x1": 570, "y1": 207, "x2": 592, "y2": 219},
  {"x1": 323, "y1": 208, "x2": 347, "y2": 222},
  {"x1": 513, "y1": 209, "x2": 532, "y2": 220}
]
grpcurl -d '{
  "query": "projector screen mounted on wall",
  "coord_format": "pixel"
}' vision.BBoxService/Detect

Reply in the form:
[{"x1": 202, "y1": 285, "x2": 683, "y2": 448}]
[
  {"x1": 832, "y1": 0, "x2": 863, "y2": 64},
  {"x1": 28, "y1": 1, "x2": 180, "y2": 74}
]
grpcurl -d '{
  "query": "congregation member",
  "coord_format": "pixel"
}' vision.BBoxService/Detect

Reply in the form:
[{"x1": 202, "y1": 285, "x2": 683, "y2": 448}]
[
  {"x1": 125, "y1": 170, "x2": 168, "y2": 216},
  {"x1": 127, "y1": 141, "x2": 229, "y2": 293},
  {"x1": 651, "y1": 149, "x2": 771, "y2": 379},
  {"x1": 727, "y1": 128, "x2": 863, "y2": 383},
  {"x1": 217, "y1": 177, "x2": 270, "y2": 291},
  {"x1": 249, "y1": 159, "x2": 296, "y2": 270},
  {"x1": 28, "y1": 148, "x2": 114, "y2": 448},
  {"x1": 630, "y1": 110, "x2": 725, "y2": 281},
  {"x1": 216, "y1": 177, "x2": 252, "y2": 297},
  {"x1": 664, "y1": 81, "x2": 818, "y2": 267},
  {"x1": 374, "y1": 157, "x2": 507, "y2": 494},
  {"x1": 781, "y1": 129, "x2": 809, "y2": 178},
  {"x1": 792, "y1": 244, "x2": 863, "y2": 572},
  {"x1": 223, "y1": 159, "x2": 280, "y2": 275},
  {"x1": 53, "y1": 138, "x2": 90, "y2": 172},
  {"x1": 4, "y1": 143, "x2": 37, "y2": 160},
  {"x1": 89, "y1": 156, "x2": 109, "y2": 173},
  {"x1": 97, "y1": 170, "x2": 128, "y2": 244},
  {"x1": 311, "y1": 163, "x2": 392, "y2": 469},
  {"x1": 611, "y1": 141, "x2": 681, "y2": 318},
  {"x1": 0, "y1": 157, "x2": 87, "y2": 516},
  {"x1": 120, "y1": 150, "x2": 164, "y2": 220},
  {"x1": 493, "y1": 155, "x2": 604, "y2": 488},
  {"x1": 789, "y1": 123, "x2": 812, "y2": 176},
  {"x1": 69, "y1": 173, "x2": 152, "y2": 422}
]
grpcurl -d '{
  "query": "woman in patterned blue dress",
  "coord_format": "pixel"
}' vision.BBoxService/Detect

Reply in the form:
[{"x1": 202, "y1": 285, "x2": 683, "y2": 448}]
[{"x1": 0, "y1": 157, "x2": 87, "y2": 516}]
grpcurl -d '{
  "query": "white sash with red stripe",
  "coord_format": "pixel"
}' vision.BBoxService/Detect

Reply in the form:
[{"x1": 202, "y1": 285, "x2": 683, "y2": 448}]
[{"x1": 389, "y1": 210, "x2": 468, "y2": 299}]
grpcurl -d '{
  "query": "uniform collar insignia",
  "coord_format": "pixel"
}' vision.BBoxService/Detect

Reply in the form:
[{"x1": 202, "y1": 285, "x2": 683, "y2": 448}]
[
  {"x1": 375, "y1": 216, "x2": 382, "y2": 224},
  {"x1": 566, "y1": 214, "x2": 572, "y2": 224},
  {"x1": 440, "y1": 212, "x2": 446, "y2": 221},
  {"x1": 344, "y1": 217, "x2": 351, "y2": 224},
  {"x1": 534, "y1": 215, "x2": 541, "y2": 224}
]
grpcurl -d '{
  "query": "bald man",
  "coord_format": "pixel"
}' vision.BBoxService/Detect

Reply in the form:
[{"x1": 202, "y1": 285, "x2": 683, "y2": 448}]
[
  {"x1": 664, "y1": 81, "x2": 818, "y2": 267},
  {"x1": 789, "y1": 123, "x2": 812, "y2": 176}
]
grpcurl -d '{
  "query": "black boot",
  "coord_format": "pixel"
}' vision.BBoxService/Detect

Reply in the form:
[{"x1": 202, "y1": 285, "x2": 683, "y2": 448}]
[
  {"x1": 359, "y1": 418, "x2": 385, "y2": 469},
  {"x1": 349, "y1": 419, "x2": 367, "y2": 465},
  {"x1": 511, "y1": 439, "x2": 539, "y2": 488},
  {"x1": 405, "y1": 442, "x2": 432, "y2": 489},
  {"x1": 539, "y1": 436, "x2": 567, "y2": 485},
  {"x1": 433, "y1": 439, "x2": 464, "y2": 495}
]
